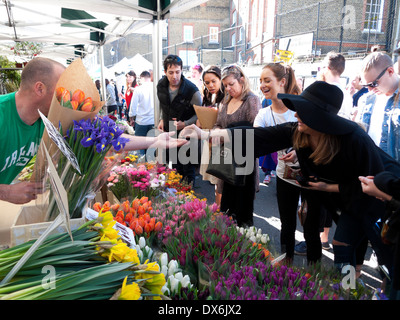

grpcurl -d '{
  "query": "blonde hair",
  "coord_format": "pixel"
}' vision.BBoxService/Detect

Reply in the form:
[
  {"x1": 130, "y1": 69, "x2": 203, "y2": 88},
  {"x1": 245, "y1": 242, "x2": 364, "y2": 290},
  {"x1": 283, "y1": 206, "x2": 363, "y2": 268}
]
[
  {"x1": 362, "y1": 52, "x2": 393, "y2": 73},
  {"x1": 221, "y1": 64, "x2": 252, "y2": 102},
  {"x1": 293, "y1": 130, "x2": 340, "y2": 165}
]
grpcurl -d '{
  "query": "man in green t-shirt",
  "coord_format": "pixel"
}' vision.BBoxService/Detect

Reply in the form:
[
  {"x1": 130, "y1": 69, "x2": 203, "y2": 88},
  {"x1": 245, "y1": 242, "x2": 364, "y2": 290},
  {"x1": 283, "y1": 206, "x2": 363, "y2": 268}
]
[{"x1": 0, "y1": 57, "x2": 65, "y2": 204}]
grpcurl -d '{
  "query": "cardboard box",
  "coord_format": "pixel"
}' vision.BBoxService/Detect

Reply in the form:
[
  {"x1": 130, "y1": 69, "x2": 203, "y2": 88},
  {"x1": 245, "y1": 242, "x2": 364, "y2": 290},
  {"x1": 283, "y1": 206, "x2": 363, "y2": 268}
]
[
  {"x1": 10, "y1": 205, "x2": 86, "y2": 247},
  {"x1": 0, "y1": 200, "x2": 33, "y2": 247}
]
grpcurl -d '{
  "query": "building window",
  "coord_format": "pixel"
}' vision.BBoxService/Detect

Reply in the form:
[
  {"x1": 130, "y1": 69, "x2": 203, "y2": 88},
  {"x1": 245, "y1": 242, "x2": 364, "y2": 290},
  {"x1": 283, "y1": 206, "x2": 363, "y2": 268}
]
[
  {"x1": 209, "y1": 26, "x2": 219, "y2": 44},
  {"x1": 232, "y1": 10, "x2": 237, "y2": 26},
  {"x1": 231, "y1": 33, "x2": 236, "y2": 48},
  {"x1": 178, "y1": 49, "x2": 197, "y2": 68},
  {"x1": 183, "y1": 25, "x2": 194, "y2": 43},
  {"x1": 239, "y1": 26, "x2": 244, "y2": 42},
  {"x1": 364, "y1": 0, "x2": 385, "y2": 32}
]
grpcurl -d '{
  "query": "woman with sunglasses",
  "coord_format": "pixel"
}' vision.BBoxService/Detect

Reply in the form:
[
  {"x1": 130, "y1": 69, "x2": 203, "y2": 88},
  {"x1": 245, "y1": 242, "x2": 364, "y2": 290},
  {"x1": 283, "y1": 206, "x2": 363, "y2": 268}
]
[
  {"x1": 210, "y1": 64, "x2": 261, "y2": 227},
  {"x1": 181, "y1": 81, "x2": 400, "y2": 287}
]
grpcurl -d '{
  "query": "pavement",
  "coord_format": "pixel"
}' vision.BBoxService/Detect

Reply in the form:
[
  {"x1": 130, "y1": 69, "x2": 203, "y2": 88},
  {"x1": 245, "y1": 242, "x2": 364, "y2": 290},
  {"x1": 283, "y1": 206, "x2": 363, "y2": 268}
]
[{"x1": 193, "y1": 168, "x2": 384, "y2": 292}]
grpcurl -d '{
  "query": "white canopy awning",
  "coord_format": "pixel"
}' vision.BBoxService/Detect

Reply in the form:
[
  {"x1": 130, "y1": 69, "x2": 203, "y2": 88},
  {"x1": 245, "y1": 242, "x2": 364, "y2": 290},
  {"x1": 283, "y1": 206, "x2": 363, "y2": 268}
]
[{"x1": 1, "y1": 0, "x2": 210, "y2": 121}]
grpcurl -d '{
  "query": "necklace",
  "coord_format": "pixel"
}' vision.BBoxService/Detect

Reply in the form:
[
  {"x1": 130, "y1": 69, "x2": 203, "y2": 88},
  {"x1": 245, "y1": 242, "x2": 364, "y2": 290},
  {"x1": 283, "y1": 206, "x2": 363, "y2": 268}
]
[{"x1": 270, "y1": 108, "x2": 277, "y2": 126}]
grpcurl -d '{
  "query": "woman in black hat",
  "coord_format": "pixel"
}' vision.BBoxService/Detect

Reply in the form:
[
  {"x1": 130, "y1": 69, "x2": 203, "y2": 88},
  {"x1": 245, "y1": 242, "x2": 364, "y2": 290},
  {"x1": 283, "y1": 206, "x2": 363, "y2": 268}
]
[{"x1": 180, "y1": 81, "x2": 400, "y2": 281}]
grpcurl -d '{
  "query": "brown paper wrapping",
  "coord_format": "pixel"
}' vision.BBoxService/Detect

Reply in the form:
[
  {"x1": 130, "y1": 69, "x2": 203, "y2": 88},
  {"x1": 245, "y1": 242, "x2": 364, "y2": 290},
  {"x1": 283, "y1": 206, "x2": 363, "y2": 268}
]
[
  {"x1": 31, "y1": 59, "x2": 104, "y2": 182},
  {"x1": 193, "y1": 105, "x2": 218, "y2": 130}
]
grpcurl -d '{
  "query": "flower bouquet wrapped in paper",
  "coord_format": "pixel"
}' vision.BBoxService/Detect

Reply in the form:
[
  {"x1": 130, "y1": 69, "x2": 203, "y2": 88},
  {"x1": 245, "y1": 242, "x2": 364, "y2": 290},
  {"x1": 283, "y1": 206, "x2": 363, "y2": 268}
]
[
  {"x1": 31, "y1": 59, "x2": 104, "y2": 182},
  {"x1": 44, "y1": 116, "x2": 129, "y2": 221},
  {"x1": 29, "y1": 59, "x2": 128, "y2": 221}
]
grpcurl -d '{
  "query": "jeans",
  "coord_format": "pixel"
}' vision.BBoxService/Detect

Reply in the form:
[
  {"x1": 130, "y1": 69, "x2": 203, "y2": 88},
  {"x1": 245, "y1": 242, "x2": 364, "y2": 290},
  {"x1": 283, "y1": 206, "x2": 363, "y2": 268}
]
[
  {"x1": 332, "y1": 199, "x2": 394, "y2": 275},
  {"x1": 134, "y1": 123, "x2": 154, "y2": 156}
]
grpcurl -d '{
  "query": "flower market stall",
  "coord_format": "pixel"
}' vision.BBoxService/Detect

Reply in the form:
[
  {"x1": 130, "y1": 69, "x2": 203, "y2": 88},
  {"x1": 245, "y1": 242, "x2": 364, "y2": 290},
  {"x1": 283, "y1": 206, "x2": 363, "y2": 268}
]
[{"x1": 0, "y1": 59, "x2": 388, "y2": 304}]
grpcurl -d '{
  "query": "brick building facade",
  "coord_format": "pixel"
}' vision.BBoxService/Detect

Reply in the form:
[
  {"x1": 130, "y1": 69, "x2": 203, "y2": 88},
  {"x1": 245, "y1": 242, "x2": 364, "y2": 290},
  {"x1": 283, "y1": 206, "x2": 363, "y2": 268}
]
[
  {"x1": 166, "y1": 0, "x2": 233, "y2": 69},
  {"x1": 275, "y1": 0, "x2": 397, "y2": 58}
]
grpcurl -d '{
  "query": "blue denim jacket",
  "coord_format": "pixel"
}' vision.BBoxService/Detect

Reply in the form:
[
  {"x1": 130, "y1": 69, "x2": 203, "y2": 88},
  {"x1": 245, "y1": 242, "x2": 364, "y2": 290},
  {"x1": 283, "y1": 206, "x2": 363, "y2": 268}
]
[{"x1": 357, "y1": 90, "x2": 400, "y2": 161}]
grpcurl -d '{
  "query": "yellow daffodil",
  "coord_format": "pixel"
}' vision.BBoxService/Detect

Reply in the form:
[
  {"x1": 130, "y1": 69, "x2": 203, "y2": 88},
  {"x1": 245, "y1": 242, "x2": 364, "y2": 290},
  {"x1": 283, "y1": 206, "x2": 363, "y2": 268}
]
[
  {"x1": 107, "y1": 242, "x2": 132, "y2": 262},
  {"x1": 143, "y1": 273, "x2": 166, "y2": 300},
  {"x1": 118, "y1": 277, "x2": 141, "y2": 300},
  {"x1": 97, "y1": 210, "x2": 114, "y2": 228},
  {"x1": 98, "y1": 223, "x2": 120, "y2": 240},
  {"x1": 122, "y1": 247, "x2": 140, "y2": 264}
]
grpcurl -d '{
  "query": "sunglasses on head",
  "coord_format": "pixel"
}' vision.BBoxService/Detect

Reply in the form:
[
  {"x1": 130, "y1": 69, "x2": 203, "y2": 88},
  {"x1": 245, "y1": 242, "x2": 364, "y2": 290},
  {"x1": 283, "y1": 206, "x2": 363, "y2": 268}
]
[
  {"x1": 165, "y1": 55, "x2": 182, "y2": 63},
  {"x1": 222, "y1": 64, "x2": 243, "y2": 76},
  {"x1": 362, "y1": 65, "x2": 391, "y2": 88}
]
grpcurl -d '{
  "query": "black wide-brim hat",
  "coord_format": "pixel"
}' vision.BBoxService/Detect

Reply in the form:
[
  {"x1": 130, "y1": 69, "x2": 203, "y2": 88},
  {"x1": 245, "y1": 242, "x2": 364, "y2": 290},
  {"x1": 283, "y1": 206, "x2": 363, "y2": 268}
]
[{"x1": 277, "y1": 81, "x2": 358, "y2": 135}]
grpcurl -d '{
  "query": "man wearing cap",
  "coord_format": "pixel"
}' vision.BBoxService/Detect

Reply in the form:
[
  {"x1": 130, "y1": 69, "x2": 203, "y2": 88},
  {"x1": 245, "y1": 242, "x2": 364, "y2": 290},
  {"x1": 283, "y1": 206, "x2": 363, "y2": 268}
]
[
  {"x1": 355, "y1": 51, "x2": 400, "y2": 161},
  {"x1": 180, "y1": 81, "x2": 400, "y2": 286}
]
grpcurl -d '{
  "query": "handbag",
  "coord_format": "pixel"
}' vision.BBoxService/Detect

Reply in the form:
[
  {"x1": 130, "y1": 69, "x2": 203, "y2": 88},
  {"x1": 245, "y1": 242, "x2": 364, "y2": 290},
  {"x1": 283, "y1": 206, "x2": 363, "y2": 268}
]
[
  {"x1": 283, "y1": 165, "x2": 302, "y2": 180},
  {"x1": 206, "y1": 145, "x2": 246, "y2": 186}
]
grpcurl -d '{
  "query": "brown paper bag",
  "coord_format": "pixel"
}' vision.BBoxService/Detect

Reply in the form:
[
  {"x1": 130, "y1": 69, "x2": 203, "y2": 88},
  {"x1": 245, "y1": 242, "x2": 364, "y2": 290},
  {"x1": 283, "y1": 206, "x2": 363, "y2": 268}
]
[
  {"x1": 31, "y1": 59, "x2": 104, "y2": 182},
  {"x1": 193, "y1": 105, "x2": 218, "y2": 130}
]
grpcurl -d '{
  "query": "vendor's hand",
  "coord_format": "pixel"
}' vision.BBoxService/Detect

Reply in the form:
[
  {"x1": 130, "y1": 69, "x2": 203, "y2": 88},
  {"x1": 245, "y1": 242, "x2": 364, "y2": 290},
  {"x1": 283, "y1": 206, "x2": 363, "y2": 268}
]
[
  {"x1": 0, "y1": 182, "x2": 45, "y2": 205},
  {"x1": 359, "y1": 176, "x2": 392, "y2": 201},
  {"x1": 172, "y1": 118, "x2": 186, "y2": 131},
  {"x1": 150, "y1": 131, "x2": 188, "y2": 149},
  {"x1": 179, "y1": 124, "x2": 206, "y2": 140},
  {"x1": 279, "y1": 150, "x2": 297, "y2": 163}
]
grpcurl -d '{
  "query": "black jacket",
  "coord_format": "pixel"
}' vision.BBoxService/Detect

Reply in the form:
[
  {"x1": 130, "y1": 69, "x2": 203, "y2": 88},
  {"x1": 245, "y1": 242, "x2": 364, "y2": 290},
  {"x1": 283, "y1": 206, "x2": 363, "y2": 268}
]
[
  {"x1": 157, "y1": 75, "x2": 198, "y2": 132},
  {"x1": 231, "y1": 122, "x2": 400, "y2": 218}
]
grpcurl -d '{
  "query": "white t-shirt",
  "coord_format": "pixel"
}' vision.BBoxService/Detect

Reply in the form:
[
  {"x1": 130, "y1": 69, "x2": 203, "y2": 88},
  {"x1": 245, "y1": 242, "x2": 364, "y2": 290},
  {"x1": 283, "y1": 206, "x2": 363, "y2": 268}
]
[
  {"x1": 129, "y1": 82, "x2": 155, "y2": 125},
  {"x1": 334, "y1": 82, "x2": 353, "y2": 120},
  {"x1": 254, "y1": 107, "x2": 298, "y2": 185},
  {"x1": 368, "y1": 94, "x2": 391, "y2": 146}
]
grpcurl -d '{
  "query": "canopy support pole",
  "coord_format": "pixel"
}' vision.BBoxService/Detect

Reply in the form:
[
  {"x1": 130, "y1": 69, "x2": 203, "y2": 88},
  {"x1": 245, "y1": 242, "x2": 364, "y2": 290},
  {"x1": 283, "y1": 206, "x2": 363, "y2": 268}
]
[
  {"x1": 152, "y1": 0, "x2": 163, "y2": 128},
  {"x1": 99, "y1": 45, "x2": 107, "y2": 113}
]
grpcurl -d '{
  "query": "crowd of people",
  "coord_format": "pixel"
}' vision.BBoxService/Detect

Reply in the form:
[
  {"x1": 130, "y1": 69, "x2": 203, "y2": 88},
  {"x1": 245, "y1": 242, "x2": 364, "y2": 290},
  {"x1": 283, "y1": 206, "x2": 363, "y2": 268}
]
[
  {"x1": 178, "y1": 48, "x2": 400, "y2": 300},
  {"x1": 2, "y1": 46, "x2": 400, "y2": 300}
]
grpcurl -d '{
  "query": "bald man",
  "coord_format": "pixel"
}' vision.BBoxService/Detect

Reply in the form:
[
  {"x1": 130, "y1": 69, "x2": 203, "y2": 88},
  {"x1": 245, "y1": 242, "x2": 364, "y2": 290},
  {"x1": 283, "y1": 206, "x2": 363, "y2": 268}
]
[{"x1": 0, "y1": 57, "x2": 65, "y2": 204}]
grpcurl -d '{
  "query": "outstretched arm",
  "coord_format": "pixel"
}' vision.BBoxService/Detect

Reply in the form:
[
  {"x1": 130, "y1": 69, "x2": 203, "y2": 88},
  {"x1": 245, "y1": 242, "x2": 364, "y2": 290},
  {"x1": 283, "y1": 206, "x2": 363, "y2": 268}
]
[{"x1": 122, "y1": 131, "x2": 188, "y2": 151}]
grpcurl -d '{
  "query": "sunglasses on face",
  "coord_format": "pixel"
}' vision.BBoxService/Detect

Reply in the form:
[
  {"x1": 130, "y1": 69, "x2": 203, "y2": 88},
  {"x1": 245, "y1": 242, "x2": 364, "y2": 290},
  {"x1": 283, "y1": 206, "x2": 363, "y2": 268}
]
[{"x1": 362, "y1": 66, "x2": 390, "y2": 88}]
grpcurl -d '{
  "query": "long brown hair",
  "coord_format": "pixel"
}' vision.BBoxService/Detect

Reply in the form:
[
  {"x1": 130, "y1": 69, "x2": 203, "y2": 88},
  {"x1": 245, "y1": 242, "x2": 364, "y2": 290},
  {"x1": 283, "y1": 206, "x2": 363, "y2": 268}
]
[
  {"x1": 293, "y1": 130, "x2": 340, "y2": 165},
  {"x1": 262, "y1": 63, "x2": 301, "y2": 95}
]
